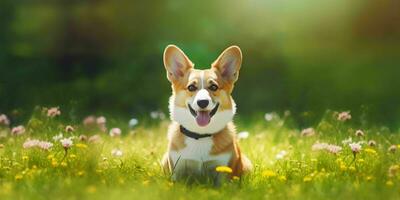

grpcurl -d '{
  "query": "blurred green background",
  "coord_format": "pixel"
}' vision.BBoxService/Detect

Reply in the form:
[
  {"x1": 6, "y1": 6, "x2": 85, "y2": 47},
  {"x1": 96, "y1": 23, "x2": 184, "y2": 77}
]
[{"x1": 0, "y1": 0, "x2": 399, "y2": 126}]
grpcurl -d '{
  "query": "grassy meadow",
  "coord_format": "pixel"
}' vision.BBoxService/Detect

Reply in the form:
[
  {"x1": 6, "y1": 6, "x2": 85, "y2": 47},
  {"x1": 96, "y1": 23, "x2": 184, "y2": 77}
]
[{"x1": 0, "y1": 108, "x2": 400, "y2": 200}]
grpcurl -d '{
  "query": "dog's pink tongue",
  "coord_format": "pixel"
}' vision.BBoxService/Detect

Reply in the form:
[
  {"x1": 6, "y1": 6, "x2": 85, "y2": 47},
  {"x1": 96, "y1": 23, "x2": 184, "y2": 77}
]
[{"x1": 196, "y1": 111, "x2": 211, "y2": 126}]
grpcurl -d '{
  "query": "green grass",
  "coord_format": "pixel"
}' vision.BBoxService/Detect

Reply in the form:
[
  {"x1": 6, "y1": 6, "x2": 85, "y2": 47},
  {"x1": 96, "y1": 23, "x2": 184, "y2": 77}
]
[{"x1": 0, "y1": 109, "x2": 400, "y2": 200}]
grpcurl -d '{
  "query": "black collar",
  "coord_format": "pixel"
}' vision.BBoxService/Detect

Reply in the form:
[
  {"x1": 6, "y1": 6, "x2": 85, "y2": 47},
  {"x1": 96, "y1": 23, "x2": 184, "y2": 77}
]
[{"x1": 180, "y1": 126, "x2": 212, "y2": 140}]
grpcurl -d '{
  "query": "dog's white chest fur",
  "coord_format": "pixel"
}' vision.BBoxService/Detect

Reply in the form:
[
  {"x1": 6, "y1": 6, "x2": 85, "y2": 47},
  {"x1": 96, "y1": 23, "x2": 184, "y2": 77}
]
[{"x1": 169, "y1": 136, "x2": 231, "y2": 175}]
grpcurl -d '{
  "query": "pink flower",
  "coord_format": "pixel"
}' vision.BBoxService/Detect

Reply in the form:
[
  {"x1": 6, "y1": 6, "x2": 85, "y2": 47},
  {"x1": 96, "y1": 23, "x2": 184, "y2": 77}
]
[
  {"x1": 47, "y1": 107, "x2": 61, "y2": 117},
  {"x1": 109, "y1": 128, "x2": 122, "y2": 137},
  {"x1": 96, "y1": 116, "x2": 107, "y2": 132},
  {"x1": 88, "y1": 135, "x2": 101, "y2": 143},
  {"x1": 337, "y1": 111, "x2": 351, "y2": 121},
  {"x1": 23, "y1": 139, "x2": 53, "y2": 150},
  {"x1": 0, "y1": 114, "x2": 10, "y2": 126},
  {"x1": 11, "y1": 125, "x2": 25, "y2": 136},
  {"x1": 60, "y1": 138, "x2": 73, "y2": 149},
  {"x1": 83, "y1": 116, "x2": 96, "y2": 126},
  {"x1": 37, "y1": 141, "x2": 53, "y2": 150},
  {"x1": 65, "y1": 125, "x2": 74, "y2": 132},
  {"x1": 23, "y1": 139, "x2": 40, "y2": 149},
  {"x1": 301, "y1": 128, "x2": 315, "y2": 137},
  {"x1": 349, "y1": 142, "x2": 362, "y2": 153},
  {"x1": 326, "y1": 145, "x2": 342, "y2": 154},
  {"x1": 312, "y1": 142, "x2": 328, "y2": 151},
  {"x1": 312, "y1": 142, "x2": 342, "y2": 154}
]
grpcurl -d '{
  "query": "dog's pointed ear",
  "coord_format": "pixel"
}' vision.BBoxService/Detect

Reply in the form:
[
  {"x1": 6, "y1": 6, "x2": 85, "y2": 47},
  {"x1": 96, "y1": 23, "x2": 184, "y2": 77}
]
[
  {"x1": 163, "y1": 45, "x2": 193, "y2": 83},
  {"x1": 212, "y1": 46, "x2": 242, "y2": 83}
]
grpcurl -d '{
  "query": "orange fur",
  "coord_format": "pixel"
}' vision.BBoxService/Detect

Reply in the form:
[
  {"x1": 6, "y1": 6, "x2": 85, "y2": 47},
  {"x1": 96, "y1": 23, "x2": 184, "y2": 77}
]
[{"x1": 162, "y1": 45, "x2": 252, "y2": 180}]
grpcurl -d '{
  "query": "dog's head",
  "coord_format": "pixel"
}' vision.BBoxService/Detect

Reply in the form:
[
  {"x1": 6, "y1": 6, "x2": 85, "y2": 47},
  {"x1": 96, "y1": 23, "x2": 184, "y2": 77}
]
[{"x1": 163, "y1": 45, "x2": 242, "y2": 134}]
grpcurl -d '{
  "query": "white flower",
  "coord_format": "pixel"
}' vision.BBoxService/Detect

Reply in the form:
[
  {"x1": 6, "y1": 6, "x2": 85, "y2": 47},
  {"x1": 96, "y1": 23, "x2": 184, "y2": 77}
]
[
  {"x1": 109, "y1": 128, "x2": 122, "y2": 137},
  {"x1": 355, "y1": 130, "x2": 364, "y2": 137},
  {"x1": 349, "y1": 142, "x2": 362, "y2": 153},
  {"x1": 388, "y1": 145, "x2": 397, "y2": 153},
  {"x1": 276, "y1": 150, "x2": 287, "y2": 160},
  {"x1": 368, "y1": 140, "x2": 376, "y2": 147},
  {"x1": 129, "y1": 118, "x2": 139, "y2": 128},
  {"x1": 53, "y1": 133, "x2": 63, "y2": 141},
  {"x1": 237, "y1": 131, "x2": 249, "y2": 140},
  {"x1": 150, "y1": 111, "x2": 159, "y2": 119},
  {"x1": 96, "y1": 116, "x2": 106, "y2": 125},
  {"x1": 264, "y1": 113, "x2": 274, "y2": 121},
  {"x1": 111, "y1": 149, "x2": 123, "y2": 157},
  {"x1": 150, "y1": 111, "x2": 166, "y2": 120},
  {"x1": 301, "y1": 128, "x2": 315, "y2": 137},
  {"x1": 341, "y1": 137, "x2": 352, "y2": 145},
  {"x1": 65, "y1": 125, "x2": 74, "y2": 132},
  {"x1": 60, "y1": 138, "x2": 73, "y2": 149},
  {"x1": 0, "y1": 114, "x2": 10, "y2": 126}
]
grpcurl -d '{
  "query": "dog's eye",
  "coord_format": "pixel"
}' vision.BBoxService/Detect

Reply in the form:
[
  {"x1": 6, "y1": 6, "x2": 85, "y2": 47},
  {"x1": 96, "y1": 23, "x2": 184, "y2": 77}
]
[
  {"x1": 208, "y1": 84, "x2": 218, "y2": 91},
  {"x1": 187, "y1": 84, "x2": 197, "y2": 92}
]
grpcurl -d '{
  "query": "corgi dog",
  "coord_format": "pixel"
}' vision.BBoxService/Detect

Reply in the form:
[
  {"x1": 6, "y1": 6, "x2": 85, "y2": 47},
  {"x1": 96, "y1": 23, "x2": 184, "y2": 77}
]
[{"x1": 161, "y1": 45, "x2": 252, "y2": 182}]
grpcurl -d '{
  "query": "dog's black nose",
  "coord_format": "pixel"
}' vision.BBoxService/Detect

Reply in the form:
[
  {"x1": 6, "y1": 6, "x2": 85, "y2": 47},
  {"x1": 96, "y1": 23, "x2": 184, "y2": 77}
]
[{"x1": 197, "y1": 100, "x2": 209, "y2": 109}]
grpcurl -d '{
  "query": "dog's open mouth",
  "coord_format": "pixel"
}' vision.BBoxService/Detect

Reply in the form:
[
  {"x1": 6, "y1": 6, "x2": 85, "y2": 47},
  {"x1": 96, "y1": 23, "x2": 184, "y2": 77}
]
[{"x1": 188, "y1": 103, "x2": 219, "y2": 127}]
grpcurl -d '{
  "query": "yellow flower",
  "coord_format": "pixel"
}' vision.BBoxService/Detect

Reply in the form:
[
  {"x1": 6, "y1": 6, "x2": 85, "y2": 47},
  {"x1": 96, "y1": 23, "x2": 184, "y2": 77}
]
[
  {"x1": 77, "y1": 171, "x2": 85, "y2": 176},
  {"x1": 364, "y1": 148, "x2": 377, "y2": 155},
  {"x1": 76, "y1": 143, "x2": 88, "y2": 149},
  {"x1": 303, "y1": 177, "x2": 312, "y2": 182},
  {"x1": 22, "y1": 156, "x2": 29, "y2": 161},
  {"x1": 142, "y1": 180, "x2": 150, "y2": 186},
  {"x1": 262, "y1": 170, "x2": 276, "y2": 178},
  {"x1": 215, "y1": 166, "x2": 233, "y2": 173},
  {"x1": 69, "y1": 154, "x2": 77, "y2": 159},
  {"x1": 51, "y1": 159, "x2": 58, "y2": 167},
  {"x1": 47, "y1": 154, "x2": 54, "y2": 160},
  {"x1": 86, "y1": 185, "x2": 97, "y2": 193},
  {"x1": 15, "y1": 174, "x2": 23, "y2": 180},
  {"x1": 60, "y1": 162, "x2": 68, "y2": 167},
  {"x1": 366, "y1": 176, "x2": 373, "y2": 181},
  {"x1": 340, "y1": 164, "x2": 348, "y2": 171},
  {"x1": 278, "y1": 175, "x2": 287, "y2": 182},
  {"x1": 386, "y1": 180, "x2": 394, "y2": 186}
]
